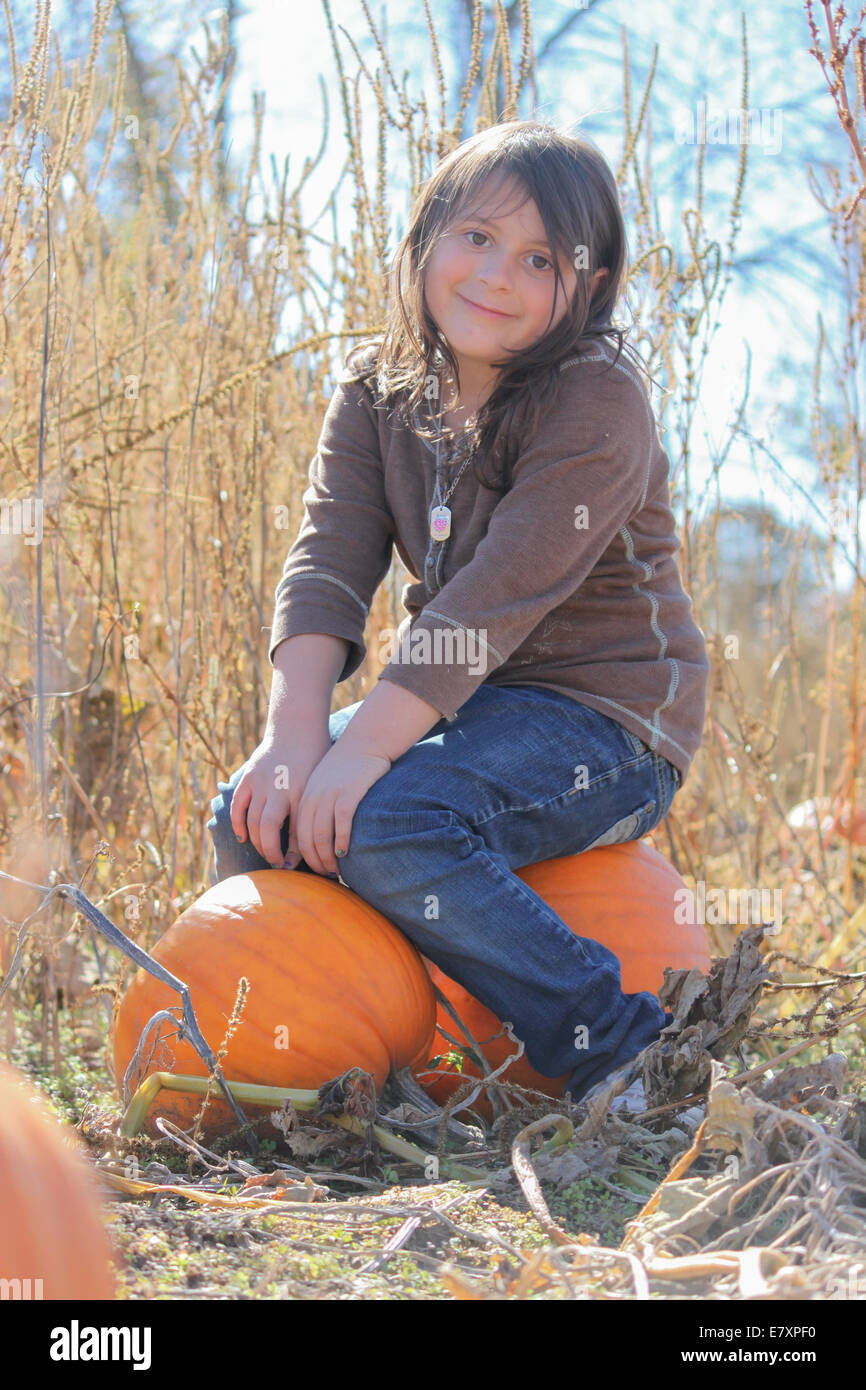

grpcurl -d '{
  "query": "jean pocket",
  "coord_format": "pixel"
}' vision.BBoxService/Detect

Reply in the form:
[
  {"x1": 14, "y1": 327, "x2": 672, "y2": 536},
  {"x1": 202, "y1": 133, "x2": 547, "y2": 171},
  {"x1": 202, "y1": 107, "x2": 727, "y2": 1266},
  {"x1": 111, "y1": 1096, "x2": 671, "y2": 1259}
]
[
  {"x1": 581, "y1": 798, "x2": 659, "y2": 851},
  {"x1": 622, "y1": 727, "x2": 651, "y2": 758}
]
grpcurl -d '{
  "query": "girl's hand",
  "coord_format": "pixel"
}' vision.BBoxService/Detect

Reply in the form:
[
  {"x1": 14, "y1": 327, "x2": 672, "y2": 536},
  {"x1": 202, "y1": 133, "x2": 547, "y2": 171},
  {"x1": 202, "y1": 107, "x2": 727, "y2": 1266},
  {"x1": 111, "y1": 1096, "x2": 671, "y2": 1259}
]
[
  {"x1": 295, "y1": 745, "x2": 392, "y2": 876},
  {"x1": 229, "y1": 728, "x2": 333, "y2": 869}
]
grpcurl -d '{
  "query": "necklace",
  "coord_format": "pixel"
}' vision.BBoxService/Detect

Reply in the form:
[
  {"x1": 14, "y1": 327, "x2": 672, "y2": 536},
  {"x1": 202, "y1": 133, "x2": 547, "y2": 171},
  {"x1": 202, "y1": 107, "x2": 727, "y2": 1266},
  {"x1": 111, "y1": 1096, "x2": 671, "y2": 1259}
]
[{"x1": 429, "y1": 412, "x2": 476, "y2": 543}]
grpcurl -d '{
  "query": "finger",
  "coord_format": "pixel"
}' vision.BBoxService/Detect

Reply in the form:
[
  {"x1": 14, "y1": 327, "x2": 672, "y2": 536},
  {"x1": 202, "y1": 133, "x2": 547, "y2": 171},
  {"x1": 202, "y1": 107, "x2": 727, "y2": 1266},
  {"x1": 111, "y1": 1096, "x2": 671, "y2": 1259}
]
[
  {"x1": 333, "y1": 797, "x2": 354, "y2": 861},
  {"x1": 246, "y1": 804, "x2": 267, "y2": 861},
  {"x1": 260, "y1": 798, "x2": 290, "y2": 869},
  {"x1": 229, "y1": 778, "x2": 252, "y2": 841},
  {"x1": 296, "y1": 797, "x2": 325, "y2": 877},
  {"x1": 311, "y1": 802, "x2": 339, "y2": 877},
  {"x1": 285, "y1": 808, "x2": 302, "y2": 868}
]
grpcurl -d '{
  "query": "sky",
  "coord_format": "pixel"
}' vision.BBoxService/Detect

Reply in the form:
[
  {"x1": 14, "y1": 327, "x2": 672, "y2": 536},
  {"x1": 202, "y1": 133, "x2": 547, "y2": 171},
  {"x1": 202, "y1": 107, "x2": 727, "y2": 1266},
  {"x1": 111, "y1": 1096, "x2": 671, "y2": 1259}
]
[{"x1": 208, "y1": 0, "x2": 864, "y2": 583}]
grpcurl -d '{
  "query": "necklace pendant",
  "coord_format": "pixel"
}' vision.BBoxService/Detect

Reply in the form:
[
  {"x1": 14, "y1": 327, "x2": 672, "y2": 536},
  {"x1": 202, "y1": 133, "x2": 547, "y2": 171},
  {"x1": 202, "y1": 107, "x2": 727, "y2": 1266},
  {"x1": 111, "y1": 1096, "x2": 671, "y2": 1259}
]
[{"x1": 429, "y1": 504, "x2": 451, "y2": 541}]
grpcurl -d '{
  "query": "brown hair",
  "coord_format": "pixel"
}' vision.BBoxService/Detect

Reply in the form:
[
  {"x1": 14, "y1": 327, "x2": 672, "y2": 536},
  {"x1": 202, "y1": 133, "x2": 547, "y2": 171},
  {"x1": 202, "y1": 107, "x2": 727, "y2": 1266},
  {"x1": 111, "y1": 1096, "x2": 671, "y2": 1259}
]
[{"x1": 344, "y1": 119, "x2": 652, "y2": 493}]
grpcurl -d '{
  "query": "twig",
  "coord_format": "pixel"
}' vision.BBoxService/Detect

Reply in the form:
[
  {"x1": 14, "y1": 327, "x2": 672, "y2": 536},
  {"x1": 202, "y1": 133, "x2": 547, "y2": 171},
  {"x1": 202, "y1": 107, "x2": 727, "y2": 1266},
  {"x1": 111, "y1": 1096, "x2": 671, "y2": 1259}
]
[
  {"x1": 509, "y1": 1113, "x2": 576, "y2": 1248},
  {"x1": 191, "y1": 975, "x2": 249, "y2": 1143},
  {"x1": 151, "y1": 1116, "x2": 263, "y2": 1178},
  {"x1": 731, "y1": 1004, "x2": 866, "y2": 1086},
  {"x1": 436, "y1": 1032, "x2": 528, "y2": 1163},
  {"x1": 806, "y1": 0, "x2": 866, "y2": 219},
  {"x1": 0, "y1": 867, "x2": 256, "y2": 1148}
]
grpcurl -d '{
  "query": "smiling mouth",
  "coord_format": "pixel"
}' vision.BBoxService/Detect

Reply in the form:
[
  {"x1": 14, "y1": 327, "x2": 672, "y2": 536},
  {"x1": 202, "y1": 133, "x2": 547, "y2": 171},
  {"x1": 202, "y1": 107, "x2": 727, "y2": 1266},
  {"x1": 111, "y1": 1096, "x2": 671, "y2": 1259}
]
[{"x1": 457, "y1": 292, "x2": 515, "y2": 319}]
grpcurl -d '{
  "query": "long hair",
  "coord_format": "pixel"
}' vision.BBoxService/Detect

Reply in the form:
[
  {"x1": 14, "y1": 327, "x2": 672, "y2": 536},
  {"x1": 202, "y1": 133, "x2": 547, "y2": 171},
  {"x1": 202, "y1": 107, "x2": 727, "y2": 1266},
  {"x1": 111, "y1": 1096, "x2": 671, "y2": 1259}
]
[{"x1": 344, "y1": 119, "x2": 652, "y2": 493}]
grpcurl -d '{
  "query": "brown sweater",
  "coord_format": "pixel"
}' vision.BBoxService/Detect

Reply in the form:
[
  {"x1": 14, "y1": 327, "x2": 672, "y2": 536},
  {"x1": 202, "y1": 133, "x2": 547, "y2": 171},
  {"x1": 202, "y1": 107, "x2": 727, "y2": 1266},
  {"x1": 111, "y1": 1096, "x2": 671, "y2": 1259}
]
[{"x1": 267, "y1": 341, "x2": 710, "y2": 784}]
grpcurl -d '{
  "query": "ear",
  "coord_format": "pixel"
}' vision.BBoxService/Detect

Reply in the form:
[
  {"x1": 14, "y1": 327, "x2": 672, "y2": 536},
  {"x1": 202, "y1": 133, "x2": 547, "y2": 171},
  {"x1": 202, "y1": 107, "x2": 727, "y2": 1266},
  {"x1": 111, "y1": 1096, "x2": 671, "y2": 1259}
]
[{"x1": 590, "y1": 267, "x2": 610, "y2": 296}]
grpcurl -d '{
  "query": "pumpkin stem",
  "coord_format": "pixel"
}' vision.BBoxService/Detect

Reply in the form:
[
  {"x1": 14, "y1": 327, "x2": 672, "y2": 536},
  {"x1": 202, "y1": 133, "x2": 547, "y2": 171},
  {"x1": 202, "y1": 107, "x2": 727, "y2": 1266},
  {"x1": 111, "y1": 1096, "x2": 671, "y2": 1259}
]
[{"x1": 120, "y1": 1072, "x2": 491, "y2": 1182}]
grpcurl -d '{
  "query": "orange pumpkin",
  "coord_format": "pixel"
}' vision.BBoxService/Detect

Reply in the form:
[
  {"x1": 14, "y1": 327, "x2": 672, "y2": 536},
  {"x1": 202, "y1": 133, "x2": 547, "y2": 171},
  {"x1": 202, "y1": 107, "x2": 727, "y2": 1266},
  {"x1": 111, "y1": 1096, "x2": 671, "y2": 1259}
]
[
  {"x1": 111, "y1": 870, "x2": 436, "y2": 1135},
  {"x1": 0, "y1": 1060, "x2": 116, "y2": 1299},
  {"x1": 415, "y1": 841, "x2": 711, "y2": 1116}
]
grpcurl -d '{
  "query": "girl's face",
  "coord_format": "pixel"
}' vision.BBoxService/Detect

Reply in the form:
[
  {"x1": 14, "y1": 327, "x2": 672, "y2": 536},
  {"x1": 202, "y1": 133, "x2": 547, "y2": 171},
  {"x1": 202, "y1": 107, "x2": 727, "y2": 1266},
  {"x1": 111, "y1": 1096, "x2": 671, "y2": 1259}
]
[{"x1": 423, "y1": 175, "x2": 605, "y2": 398}]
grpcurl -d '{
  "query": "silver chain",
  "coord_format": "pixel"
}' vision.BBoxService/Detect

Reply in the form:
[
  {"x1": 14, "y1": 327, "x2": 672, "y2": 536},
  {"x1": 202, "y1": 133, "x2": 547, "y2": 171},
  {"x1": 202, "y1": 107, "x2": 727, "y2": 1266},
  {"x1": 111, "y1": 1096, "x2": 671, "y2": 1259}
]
[
  {"x1": 436, "y1": 440, "x2": 475, "y2": 507},
  {"x1": 433, "y1": 397, "x2": 476, "y2": 507},
  {"x1": 422, "y1": 400, "x2": 475, "y2": 593}
]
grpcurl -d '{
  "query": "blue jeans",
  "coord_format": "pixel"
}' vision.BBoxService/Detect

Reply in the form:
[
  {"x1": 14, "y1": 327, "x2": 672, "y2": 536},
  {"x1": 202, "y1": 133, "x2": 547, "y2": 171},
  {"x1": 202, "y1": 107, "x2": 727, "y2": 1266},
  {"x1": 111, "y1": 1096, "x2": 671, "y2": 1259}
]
[{"x1": 205, "y1": 684, "x2": 680, "y2": 1103}]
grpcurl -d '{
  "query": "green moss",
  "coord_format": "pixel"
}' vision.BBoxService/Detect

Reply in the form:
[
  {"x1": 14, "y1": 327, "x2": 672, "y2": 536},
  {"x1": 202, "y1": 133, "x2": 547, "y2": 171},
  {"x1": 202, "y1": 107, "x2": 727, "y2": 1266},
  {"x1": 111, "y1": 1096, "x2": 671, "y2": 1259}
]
[{"x1": 546, "y1": 1174, "x2": 636, "y2": 1246}]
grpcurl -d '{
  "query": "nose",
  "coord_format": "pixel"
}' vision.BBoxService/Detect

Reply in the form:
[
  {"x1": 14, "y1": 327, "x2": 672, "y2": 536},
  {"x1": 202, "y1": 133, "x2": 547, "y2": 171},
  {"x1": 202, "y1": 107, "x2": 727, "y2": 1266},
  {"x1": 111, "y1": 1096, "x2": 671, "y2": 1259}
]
[{"x1": 477, "y1": 245, "x2": 514, "y2": 292}]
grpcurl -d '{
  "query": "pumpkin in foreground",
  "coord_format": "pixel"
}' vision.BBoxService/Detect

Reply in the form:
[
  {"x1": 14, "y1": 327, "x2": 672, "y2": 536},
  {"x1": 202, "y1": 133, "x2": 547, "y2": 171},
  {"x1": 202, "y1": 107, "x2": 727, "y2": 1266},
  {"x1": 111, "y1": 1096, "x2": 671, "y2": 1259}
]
[
  {"x1": 415, "y1": 840, "x2": 712, "y2": 1116},
  {"x1": 111, "y1": 870, "x2": 437, "y2": 1135},
  {"x1": 0, "y1": 1060, "x2": 116, "y2": 1300}
]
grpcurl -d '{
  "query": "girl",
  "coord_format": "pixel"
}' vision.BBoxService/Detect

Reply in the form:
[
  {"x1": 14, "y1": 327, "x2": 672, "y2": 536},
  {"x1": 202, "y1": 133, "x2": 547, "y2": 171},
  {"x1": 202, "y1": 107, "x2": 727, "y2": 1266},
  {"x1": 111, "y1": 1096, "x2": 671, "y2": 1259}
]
[{"x1": 206, "y1": 120, "x2": 710, "y2": 1110}]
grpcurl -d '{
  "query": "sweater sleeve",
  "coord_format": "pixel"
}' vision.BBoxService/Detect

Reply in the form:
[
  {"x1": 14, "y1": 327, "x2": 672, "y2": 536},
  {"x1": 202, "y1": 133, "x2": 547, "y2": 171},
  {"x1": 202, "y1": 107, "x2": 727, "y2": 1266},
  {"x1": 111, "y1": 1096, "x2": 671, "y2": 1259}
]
[
  {"x1": 377, "y1": 361, "x2": 655, "y2": 720},
  {"x1": 267, "y1": 373, "x2": 394, "y2": 681}
]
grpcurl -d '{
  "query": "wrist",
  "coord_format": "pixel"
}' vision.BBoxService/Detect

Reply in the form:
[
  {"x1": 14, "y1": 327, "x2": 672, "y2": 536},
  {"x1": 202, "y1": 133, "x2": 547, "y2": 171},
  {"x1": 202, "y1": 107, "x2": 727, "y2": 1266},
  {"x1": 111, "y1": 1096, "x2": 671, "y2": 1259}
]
[
  {"x1": 264, "y1": 701, "x2": 331, "y2": 743},
  {"x1": 332, "y1": 682, "x2": 441, "y2": 764},
  {"x1": 327, "y1": 726, "x2": 395, "y2": 768},
  {"x1": 321, "y1": 736, "x2": 390, "y2": 768}
]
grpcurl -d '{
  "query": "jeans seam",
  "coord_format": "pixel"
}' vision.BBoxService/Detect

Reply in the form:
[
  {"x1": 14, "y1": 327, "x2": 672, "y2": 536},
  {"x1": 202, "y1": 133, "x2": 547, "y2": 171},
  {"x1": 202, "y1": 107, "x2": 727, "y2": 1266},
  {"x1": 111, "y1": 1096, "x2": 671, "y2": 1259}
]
[
  {"x1": 650, "y1": 754, "x2": 678, "y2": 825},
  {"x1": 447, "y1": 820, "x2": 594, "y2": 965},
  {"x1": 348, "y1": 806, "x2": 458, "y2": 837},
  {"x1": 470, "y1": 787, "x2": 581, "y2": 829},
  {"x1": 470, "y1": 755, "x2": 654, "y2": 831},
  {"x1": 651, "y1": 751, "x2": 664, "y2": 811}
]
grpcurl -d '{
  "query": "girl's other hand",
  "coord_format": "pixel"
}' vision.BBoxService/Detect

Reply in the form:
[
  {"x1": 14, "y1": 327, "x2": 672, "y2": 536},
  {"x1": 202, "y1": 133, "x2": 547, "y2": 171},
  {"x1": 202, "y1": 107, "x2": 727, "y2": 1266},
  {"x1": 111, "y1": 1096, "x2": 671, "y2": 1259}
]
[
  {"x1": 228, "y1": 727, "x2": 333, "y2": 869},
  {"x1": 295, "y1": 745, "x2": 392, "y2": 877}
]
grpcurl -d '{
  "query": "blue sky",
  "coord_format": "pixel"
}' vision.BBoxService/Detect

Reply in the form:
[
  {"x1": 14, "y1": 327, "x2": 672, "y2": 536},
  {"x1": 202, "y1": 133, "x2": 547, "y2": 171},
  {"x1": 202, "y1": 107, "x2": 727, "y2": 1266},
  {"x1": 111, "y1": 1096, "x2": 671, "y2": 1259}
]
[{"x1": 214, "y1": 1, "x2": 861, "y2": 583}]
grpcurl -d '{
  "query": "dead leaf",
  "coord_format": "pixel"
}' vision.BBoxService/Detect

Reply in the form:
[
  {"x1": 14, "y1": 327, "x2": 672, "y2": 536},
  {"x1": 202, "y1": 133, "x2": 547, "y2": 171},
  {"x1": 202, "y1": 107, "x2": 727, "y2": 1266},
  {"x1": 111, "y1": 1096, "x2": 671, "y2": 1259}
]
[
  {"x1": 240, "y1": 1170, "x2": 326, "y2": 1202},
  {"x1": 283, "y1": 1127, "x2": 346, "y2": 1159},
  {"x1": 627, "y1": 1172, "x2": 736, "y2": 1243},
  {"x1": 753, "y1": 1053, "x2": 848, "y2": 1110},
  {"x1": 702, "y1": 1079, "x2": 765, "y2": 1164},
  {"x1": 659, "y1": 966, "x2": 710, "y2": 1027},
  {"x1": 268, "y1": 1099, "x2": 298, "y2": 1140},
  {"x1": 644, "y1": 927, "x2": 770, "y2": 1105},
  {"x1": 529, "y1": 1140, "x2": 619, "y2": 1191}
]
